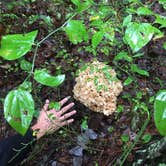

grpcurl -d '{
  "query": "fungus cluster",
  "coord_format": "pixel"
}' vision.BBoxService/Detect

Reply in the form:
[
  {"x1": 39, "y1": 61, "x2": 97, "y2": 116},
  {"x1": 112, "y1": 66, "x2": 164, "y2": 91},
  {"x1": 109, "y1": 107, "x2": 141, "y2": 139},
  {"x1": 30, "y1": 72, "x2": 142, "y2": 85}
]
[{"x1": 73, "y1": 61, "x2": 123, "y2": 116}]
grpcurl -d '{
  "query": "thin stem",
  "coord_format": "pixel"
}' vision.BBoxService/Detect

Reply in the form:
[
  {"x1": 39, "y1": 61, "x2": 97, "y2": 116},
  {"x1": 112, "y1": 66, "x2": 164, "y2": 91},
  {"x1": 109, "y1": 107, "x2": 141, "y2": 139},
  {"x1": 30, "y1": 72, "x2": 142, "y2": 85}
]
[
  {"x1": 24, "y1": 13, "x2": 77, "y2": 83},
  {"x1": 114, "y1": 111, "x2": 150, "y2": 166}
]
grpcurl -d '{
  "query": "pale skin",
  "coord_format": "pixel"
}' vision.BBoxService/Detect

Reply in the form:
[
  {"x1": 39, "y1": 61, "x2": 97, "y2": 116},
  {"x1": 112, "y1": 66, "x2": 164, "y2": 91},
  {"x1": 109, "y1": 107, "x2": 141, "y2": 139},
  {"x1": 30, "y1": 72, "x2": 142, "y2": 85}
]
[{"x1": 31, "y1": 96, "x2": 76, "y2": 139}]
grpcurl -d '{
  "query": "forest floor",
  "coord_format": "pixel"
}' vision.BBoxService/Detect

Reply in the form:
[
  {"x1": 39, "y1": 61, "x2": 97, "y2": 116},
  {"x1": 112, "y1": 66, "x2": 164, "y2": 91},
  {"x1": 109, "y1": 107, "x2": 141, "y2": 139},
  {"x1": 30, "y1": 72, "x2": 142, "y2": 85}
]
[{"x1": 0, "y1": 0, "x2": 166, "y2": 166}]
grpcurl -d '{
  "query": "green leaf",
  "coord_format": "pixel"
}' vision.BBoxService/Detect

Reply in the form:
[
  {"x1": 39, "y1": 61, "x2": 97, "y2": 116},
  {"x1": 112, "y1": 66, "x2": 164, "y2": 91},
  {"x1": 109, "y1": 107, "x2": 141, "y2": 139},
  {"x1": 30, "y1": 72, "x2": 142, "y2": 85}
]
[
  {"x1": 133, "y1": 52, "x2": 144, "y2": 58},
  {"x1": 49, "y1": 102, "x2": 61, "y2": 110},
  {"x1": 123, "y1": 77, "x2": 133, "y2": 86},
  {"x1": 124, "y1": 22, "x2": 155, "y2": 52},
  {"x1": 18, "y1": 81, "x2": 32, "y2": 92},
  {"x1": 131, "y1": 64, "x2": 149, "y2": 76},
  {"x1": 142, "y1": 134, "x2": 152, "y2": 143},
  {"x1": 158, "y1": 164, "x2": 166, "y2": 166},
  {"x1": 114, "y1": 51, "x2": 133, "y2": 62},
  {"x1": 136, "y1": 7, "x2": 153, "y2": 16},
  {"x1": 4, "y1": 89, "x2": 35, "y2": 135},
  {"x1": 102, "y1": 22, "x2": 115, "y2": 41},
  {"x1": 155, "y1": 15, "x2": 166, "y2": 28},
  {"x1": 20, "y1": 59, "x2": 32, "y2": 71},
  {"x1": 77, "y1": 0, "x2": 94, "y2": 12},
  {"x1": 81, "y1": 116, "x2": 88, "y2": 130},
  {"x1": 64, "y1": 20, "x2": 88, "y2": 44},
  {"x1": 123, "y1": 15, "x2": 132, "y2": 27},
  {"x1": 116, "y1": 105, "x2": 124, "y2": 113},
  {"x1": 71, "y1": 0, "x2": 80, "y2": 6},
  {"x1": 154, "y1": 90, "x2": 166, "y2": 136},
  {"x1": 159, "y1": 0, "x2": 166, "y2": 9},
  {"x1": 92, "y1": 31, "x2": 104, "y2": 49},
  {"x1": 34, "y1": 69, "x2": 65, "y2": 87},
  {"x1": 108, "y1": 126, "x2": 114, "y2": 133},
  {"x1": 0, "y1": 30, "x2": 38, "y2": 60},
  {"x1": 121, "y1": 135, "x2": 129, "y2": 142}
]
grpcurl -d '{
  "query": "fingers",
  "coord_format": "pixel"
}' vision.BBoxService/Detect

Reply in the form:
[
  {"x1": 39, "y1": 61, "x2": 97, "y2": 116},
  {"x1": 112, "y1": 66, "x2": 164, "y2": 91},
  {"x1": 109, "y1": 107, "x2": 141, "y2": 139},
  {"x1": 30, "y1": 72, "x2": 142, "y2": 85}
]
[
  {"x1": 59, "y1": 110, "x2": 76, "y2": 121},
  {"x1": 59, "y1": 102, "x2": 75, "y2": 115},
  {"x1": 60, "y1": 96, "x2": 71, "y2": 107},
  {"x1": 60, "y1": 119, "x2": 74, "y2": 127},
  {"x1": 43, "y1": 99, "x2": 49, "y2": 111}
]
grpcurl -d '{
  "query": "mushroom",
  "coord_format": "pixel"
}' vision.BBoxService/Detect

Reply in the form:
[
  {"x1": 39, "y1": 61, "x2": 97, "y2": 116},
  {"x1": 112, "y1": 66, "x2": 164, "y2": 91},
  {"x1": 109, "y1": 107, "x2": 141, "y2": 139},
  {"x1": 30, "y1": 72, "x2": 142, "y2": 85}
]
[{"x1": 73, "y1": 61, "x2": 123, "y2": 116}]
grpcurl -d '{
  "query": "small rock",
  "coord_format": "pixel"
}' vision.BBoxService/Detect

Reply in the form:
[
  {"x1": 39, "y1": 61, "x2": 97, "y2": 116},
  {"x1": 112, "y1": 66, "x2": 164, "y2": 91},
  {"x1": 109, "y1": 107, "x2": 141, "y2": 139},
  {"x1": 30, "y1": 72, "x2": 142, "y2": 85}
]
[
  {"x1": 85, "y1": 129, "x2": 98, "y2": 140},
  {"x1": 69, "y1": 146, "x2": 83, "y2": 157},
  {"x1": 51, "y1": 161, "x2": 57, "y2": 166},
  {"x1": 73, "y1": 157, "x2": 83, "y2": 166}
]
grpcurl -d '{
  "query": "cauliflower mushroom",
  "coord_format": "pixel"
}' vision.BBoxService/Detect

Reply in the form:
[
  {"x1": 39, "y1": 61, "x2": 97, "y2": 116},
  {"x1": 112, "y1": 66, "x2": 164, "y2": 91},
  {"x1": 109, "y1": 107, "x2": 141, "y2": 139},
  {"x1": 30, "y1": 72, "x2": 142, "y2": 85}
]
[{"x1": 73, "y1": 61, "x2": 123, "y2": 116}]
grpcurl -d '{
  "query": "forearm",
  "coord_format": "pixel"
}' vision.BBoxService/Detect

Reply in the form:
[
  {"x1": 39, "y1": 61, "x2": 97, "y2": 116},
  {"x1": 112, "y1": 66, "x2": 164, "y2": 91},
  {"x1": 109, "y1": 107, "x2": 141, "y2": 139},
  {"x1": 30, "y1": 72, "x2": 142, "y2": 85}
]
[{"x1": 0, "y1": 129, "x2": 36, "y2": 166}]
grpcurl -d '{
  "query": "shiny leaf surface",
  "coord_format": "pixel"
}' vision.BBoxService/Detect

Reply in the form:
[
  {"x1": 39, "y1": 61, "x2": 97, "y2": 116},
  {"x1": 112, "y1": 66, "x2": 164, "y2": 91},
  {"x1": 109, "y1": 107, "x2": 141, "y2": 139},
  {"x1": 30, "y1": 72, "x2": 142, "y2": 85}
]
[
  {"x1": 64, "y1": 20, "x2": 88, "y2": 44},
  {"x1": 124, "y1": 22, "x2": 155, "y2": 52},
  {"x1": 154, "y1": 90, "x2": 166, "y2": 136},
  {"x1": 0, "y1": 30, "x2": 38, "y2": 60},
  {"x1": 4, "y1": 89, "x2": 35, "y2": 135},
  {"x1": 136, "y1": 7, "x2": 153, "y2": 15},
  {"x1": 34, "y1": 69, "x2": 65, "y2": 87},
  {"x1": 123, "y1": 15, "x2": 132, "y2": 27}
]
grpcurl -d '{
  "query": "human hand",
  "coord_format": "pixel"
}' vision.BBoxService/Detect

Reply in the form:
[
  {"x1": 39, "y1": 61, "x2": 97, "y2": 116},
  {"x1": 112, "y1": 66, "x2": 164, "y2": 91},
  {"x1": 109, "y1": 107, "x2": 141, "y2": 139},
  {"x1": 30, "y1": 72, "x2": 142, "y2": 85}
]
[{"x1": 31, "y1": 96, "x2": 76, "y2": 139}]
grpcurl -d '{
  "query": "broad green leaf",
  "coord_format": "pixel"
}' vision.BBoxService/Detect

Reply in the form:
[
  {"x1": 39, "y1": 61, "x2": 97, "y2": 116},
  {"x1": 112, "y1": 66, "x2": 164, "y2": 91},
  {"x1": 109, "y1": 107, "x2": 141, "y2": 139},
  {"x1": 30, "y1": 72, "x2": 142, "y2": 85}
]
[
  {"x1": 20, "y1": 59, "x2": 32, "y2": 71},
  {"x1": 0, "y1": 30, "x2": 38, "y2": 60},
  {"x1": 123, "y1": 15, "x2": 132, "y2": 27},
  {"x1": 154, "y1": 90, "x2": 166, "y2": 136},
  {"x1": 4, "y1": 89, "x2": 35, "y2": 135},
  {"x1": 114, "y1": 51, "x2": 133, "y2": 62},
  {"x1": 136, "y1": 7, "x2": 153, "y2": 15},
  {"x1": 34, "y1": 69, "x2": 65, "y2": 87},
  {"x1": 92, "y1": 31, "x2": 104, "y2": 49},
  {"x1": 123, "y1": 77, "x2": 133, "y2": 86},
  {"x1": 131, "y1": 64, "x2": 149, "y2": 76},
  {"x1": 124, "y1": 22, "x2": 155, "y2": 52},
  {"x1": 64, "y1": 20, "x2": 88, "y2": 44}
]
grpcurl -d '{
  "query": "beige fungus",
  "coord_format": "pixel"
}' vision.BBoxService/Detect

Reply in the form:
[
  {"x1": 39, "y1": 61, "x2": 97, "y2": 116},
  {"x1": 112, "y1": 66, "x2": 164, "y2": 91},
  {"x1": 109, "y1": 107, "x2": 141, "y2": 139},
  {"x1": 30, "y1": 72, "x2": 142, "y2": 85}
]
[{"x1": 73, "y1": 61, "x2": 123, "y2": 116}]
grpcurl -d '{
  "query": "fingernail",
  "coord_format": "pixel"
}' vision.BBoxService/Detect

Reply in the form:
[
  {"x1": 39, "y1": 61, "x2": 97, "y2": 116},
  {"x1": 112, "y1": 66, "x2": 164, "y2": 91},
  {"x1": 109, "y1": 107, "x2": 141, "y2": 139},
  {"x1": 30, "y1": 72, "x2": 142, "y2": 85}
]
[
  {"x1": 67, "y1": 96, "x2": 71, "y2": 100},
  {"x1": 71, "y1": 102, "x2": 75, "y2": 106},
  {"x1": 46, "y1": 99, "x2": 49, "y2": 103}
]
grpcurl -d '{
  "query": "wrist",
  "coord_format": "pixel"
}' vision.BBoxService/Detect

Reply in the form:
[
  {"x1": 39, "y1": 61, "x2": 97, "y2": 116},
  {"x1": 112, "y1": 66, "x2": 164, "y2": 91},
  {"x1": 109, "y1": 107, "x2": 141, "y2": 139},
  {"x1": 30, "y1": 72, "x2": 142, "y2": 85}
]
[{"x1": 31, "y1": 123, "x2": 44, "y2": 139}]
